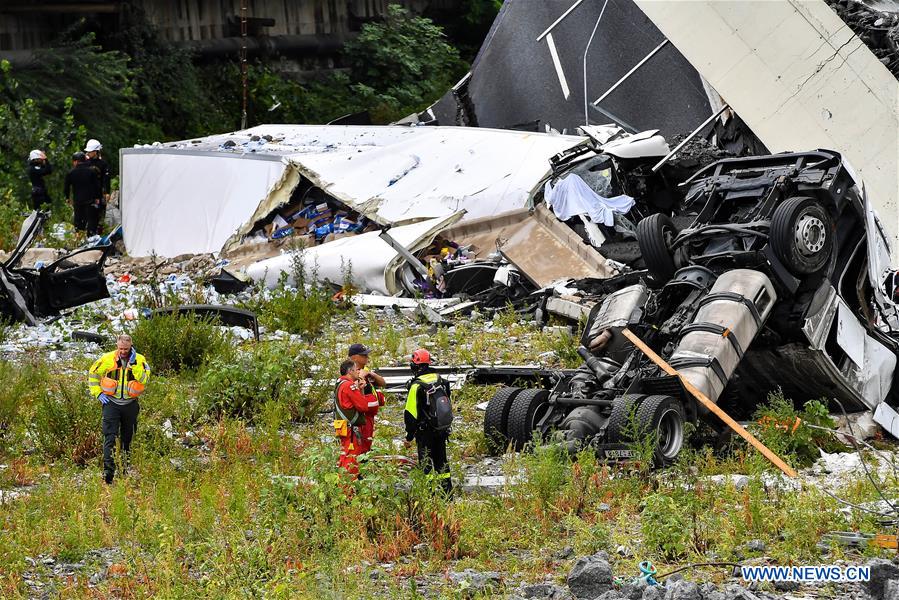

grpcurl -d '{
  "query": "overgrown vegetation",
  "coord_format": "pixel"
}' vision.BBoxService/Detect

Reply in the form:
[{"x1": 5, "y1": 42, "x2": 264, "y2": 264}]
[
  {"x1": 0, "y1": 307, "x2": 894, "y2": 597},
  {"x1": 244, "y1": 246, "x2": 348, "y2": 337},
  {"x1": 753, "y1": 393, "x2": 843, "y2": 467},
  {"x1": 197, "y1": 343, "x2": 333, "y2": 423},
  {"x1": 130, "y1": 313, "x2": 229, "y2": 374}
]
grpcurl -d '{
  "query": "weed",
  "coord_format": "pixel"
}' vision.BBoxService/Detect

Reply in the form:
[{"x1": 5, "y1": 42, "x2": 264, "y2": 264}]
[
  {"x1": 197, "y1": 343, "x2": 332, "y2": 422},
  {"x1": 131, "y1": 312, "x2": 229, "y2": 374},
  {"x1": 641, "y1": 493, "x2": 691, "y2": 559},
  {"x1": 30, "y1": 376, "x2": 101, "y2": 465},
  {"x1": 0, "y1": 360, "x2": 40, "y2": 453},
  {"x1": 247, "y1": 244, "x2": 346, "y2": 337},
  {"x1": 752, "y1": 392, "x2": 842, "y2": 468},
  {"x1": 621, "y1": 401, "x2": 658, "y2": 474}
]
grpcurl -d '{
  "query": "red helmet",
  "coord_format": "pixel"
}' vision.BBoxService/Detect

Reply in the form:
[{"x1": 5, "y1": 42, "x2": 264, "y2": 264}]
[{"x1": 411, "y1": 348, "x2": 431, "y2": 365}]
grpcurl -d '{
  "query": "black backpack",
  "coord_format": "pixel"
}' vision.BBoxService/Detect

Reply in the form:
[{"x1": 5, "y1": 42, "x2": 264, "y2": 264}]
[{"x1": 415, "y1": 376, "x2": 453, "y2": 432}]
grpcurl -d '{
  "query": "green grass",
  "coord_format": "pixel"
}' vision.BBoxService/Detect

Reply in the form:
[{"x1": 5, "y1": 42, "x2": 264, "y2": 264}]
[{"x1": 0, "y1": 308, "x2": 895, "y2": 597}]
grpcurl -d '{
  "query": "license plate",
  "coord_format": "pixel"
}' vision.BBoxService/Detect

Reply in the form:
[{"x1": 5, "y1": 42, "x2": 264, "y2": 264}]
[{"x1": 604, "y1": 449, "x2": 636, "y2": 459}]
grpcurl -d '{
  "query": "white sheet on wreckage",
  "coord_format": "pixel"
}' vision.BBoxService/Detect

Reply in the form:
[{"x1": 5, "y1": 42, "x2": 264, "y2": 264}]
[
  {"x1": 120, "y1": 151, "x2": 289, "y2": 257},
  {"x1": 246, "y1": 213, "x2": 464, "y2": 296},
  {"x1": 280, "y1": 126, "x2": 585, "y2": 224}
]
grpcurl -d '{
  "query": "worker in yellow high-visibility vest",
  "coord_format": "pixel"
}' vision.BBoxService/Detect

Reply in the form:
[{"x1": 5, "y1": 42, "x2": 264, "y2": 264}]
[{"x1": 88, "y1": 334, "x2": 150, "y2": 484}]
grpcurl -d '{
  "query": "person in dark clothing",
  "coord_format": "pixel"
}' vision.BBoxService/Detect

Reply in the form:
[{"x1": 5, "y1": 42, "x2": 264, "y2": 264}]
[
  {"x1": 85, "y1": 139, "x2": 111, "y2": 232},
  {"x1": 64, "y1": 151, "x2": 102, "y2": 235},
  {"x1": 27, "y1": 150, "x2": 53, "y2": 211},
  {"x1": 404, "y1": 348, "x2": 453, "y2": 494}
]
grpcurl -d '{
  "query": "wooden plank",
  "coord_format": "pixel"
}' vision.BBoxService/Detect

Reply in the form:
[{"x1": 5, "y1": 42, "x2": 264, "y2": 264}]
[{"x1": 621, "y1": 327, "x2": 798, "y2": 478}]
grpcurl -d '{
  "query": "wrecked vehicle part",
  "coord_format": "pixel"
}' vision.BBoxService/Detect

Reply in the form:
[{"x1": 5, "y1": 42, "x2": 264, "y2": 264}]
[
  {"x1": 634, "y1": 0, "x2": 899, "y2": 261},
  {"x1": 149, "y1": 305, "x2": 260, "y2": 340},
  {"x1": 122, "y1": 125, "x2": 584, "y2": 258},
  {"x1": 443, "y1": 205, "x2": 615, "y2": 289},
  {"x1": 247, "y1": 214, "x2": 464, "y2": 296},
  {"x1": 208, "y1": 268, "x2": 252, "y2": 295},
  {"x1": 0, "y1": 211, "x2": 111, "y2": 323},
  {"x1": 484, "y1": 150, "x2": 899, "y2": 464}
]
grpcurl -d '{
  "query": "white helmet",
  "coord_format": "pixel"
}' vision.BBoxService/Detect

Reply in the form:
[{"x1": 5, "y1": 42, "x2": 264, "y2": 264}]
[
  {"x1": 28, "y1": 150, "x2": 45, "y2": 161},
  {"x1": 84, "y1": 139, "x2": 102, "y2": 152}
]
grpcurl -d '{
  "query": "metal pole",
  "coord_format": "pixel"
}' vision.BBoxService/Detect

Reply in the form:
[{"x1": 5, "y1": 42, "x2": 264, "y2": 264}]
[
  {"x1": 536, "y1": 0, "x2": 585, "y2": 42},
  {"x1": 582, "y1": 0, "x2": 609, "y2": 126},
  {"x1": 592, "y1": 39, "x2": 668, "y2": 107},
  {"x1": 651, "y1": 103, "x2": 730, "y2": 173},
  {"x1": 240, "y1": 0, "x2": 248, "y2": 130},
  {"x1": 379, "y1": 229, "x2": 430, "y2": 278}
]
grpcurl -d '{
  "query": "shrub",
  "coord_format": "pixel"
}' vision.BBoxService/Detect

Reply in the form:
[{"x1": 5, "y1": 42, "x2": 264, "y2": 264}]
[
  {"x1": 130, "y1": 313, "x2": 229, "y2": 374},
  {"x1": 642, "y1": 493, "x2": 692, "y2": 559},
  {"x1": 31, "y1": 376, "x2": 101, "y2": 465},
  {"x1": 197, "y1": 343, "x2": 332, "y2": 422},
  {"x1": 249, "y1": 246, "x2": 345, "y2": 337},
  {"x1": 753, "y1": 392, "x2": 841, "y2": 468},
  {"x1": 0, "y1": 361, "x2": 42, "y2": 454}
]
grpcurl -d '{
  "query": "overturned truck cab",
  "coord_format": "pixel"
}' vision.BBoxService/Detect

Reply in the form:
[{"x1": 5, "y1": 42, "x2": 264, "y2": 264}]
[
  {"x1": 484, "y1": 150, "x2": 899, "y2": 464},
  {"x1": 0, "y1": 211, "x2": 111, "y2": 324}
]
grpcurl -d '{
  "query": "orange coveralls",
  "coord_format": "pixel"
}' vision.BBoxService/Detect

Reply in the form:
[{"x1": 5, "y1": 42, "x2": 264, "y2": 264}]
[{"x1": 336, "y1": 375, "x2": 385, "y2": 475}]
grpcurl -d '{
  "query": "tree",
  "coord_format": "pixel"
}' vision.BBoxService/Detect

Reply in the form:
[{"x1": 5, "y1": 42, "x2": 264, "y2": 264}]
[{"x1": 343, "y1": 4, "x2": 468, "y2": 121}]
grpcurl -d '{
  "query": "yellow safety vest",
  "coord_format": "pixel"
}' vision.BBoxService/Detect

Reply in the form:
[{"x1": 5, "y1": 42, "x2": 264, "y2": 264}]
[
  {"x1": 88, "y1": 350, "x2": 151, "y2": 400},
  {"x1": 405, "y1": 372, "x2": 440, "y2": 419}
]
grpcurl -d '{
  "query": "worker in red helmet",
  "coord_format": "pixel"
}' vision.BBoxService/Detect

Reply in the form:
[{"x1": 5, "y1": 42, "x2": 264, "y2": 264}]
[{"x1": 404, "y1": 348, "x2": 454, "y2": 494}]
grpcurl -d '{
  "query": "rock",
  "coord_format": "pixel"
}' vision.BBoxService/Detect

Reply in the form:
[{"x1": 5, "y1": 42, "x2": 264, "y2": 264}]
[
  {"x1": 566, "y1": 555, "x2": 612, "y2": 599},
  {"x1": 641, "y1": 586, "x2": 664, "y2": 600},
  {"x1": 518, "y1": 582, "x2": 574, "y2": 599},
  {"x1": 867, "y1": 559, "x2": 899, "y2": 600},
  {"x1": 620, "y1": 579, "x2": 648, "y2": 600},
  {"x1": 449, "y1": 569, "x2": 501, "y2": 597},
  {"x1": 722, "y1": 585, "x2": 761, "y2": 600},
  {"x1": 412, "y1": 543, "x2": 428, "y2": 553},
  {"x1": 555, "y1": 545, "x2": 575, "y2": 560},
  {"x1": 773, "y1": 580, "x2": 799, "y2": 592},
  {"x1": 664, "y1": 579, "x2": 700, "y2": 600},
  {"x1": 833, "y1": 411, "x2": 879, "y2": 445},
  {"x1": 699, "y1": 583, "x2": 726, "y2": 600},
  {"x1": 885, "y1": 579, "x2": 899, "y2": 600},
  {"x1": 745, "y1": 540, "x2": 766, "y2": 553},
  {"x1": 707, "y1": 474, "x2": 749, "y2": 490},
  {"x1": 596, "y1": 591, "x2": 626, "y2": 600},
  {"x1": 598, "y1": 503, "x2": 611, "y2": 512}
]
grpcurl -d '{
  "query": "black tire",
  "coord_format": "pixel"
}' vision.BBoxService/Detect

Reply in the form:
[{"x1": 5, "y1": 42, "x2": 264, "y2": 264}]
[
  {"x1": 506, "y1": 389, "x2": 551, "y2": 451},
  {"x1": 483, "y1": 387, "x2": 522, "y2": 455},
  {"x1": 637, "y1": 213, "x2": 678, "y2": 284},
  {"x1": 605, "y1": 394, "x2": 643, "y2": 444},
  {"x1": 635, "y1": 395, "x2": 686, "y2": 467},
  {"x1": 770, "y1": 197, "x2": 833, "y2": 275}
]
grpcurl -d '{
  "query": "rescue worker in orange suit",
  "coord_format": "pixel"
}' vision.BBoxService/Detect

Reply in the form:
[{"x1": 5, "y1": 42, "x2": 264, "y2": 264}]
[
  {"x1": 334, "y1": 359, "x2": 384, "y2": 477},
  {"x1": 88, "y1": 334, "x2": 150, "y2": 484},
  {"x1": 348, "y1": 343, "x2": 386, "y2": 454}
]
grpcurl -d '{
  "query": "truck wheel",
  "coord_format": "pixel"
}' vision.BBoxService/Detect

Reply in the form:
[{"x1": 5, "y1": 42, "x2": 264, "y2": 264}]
[
  {"x1": 483, "y1": 387, "x2": 522, "y2": 455},
  {"x1": 770, "y1": 197, "x2": 833, "y2": 275},
  {"x1": 637, "y1": 213, "x2": 678, "y2": 284},
  {"x1": 636, "y1": 395, "x2": 686, "y2": 467},
  {"x1": 507, "y1": 389, "x2": 551, "y2": 451},
  {"x1": 605, "y1": 394, "x2": 643, "y2": 444}
]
